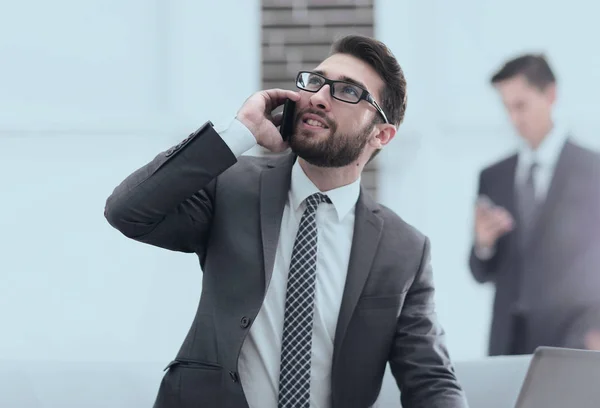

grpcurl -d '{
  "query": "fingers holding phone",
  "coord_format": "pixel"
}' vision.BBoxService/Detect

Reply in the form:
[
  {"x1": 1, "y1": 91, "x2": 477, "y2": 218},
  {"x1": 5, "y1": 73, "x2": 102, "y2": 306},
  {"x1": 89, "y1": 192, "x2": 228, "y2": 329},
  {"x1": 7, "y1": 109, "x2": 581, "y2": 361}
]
[
  {"x1": 236, "y1": 89, "x2": 300, "y2": 152},
  {"x1": 475, "y1": 195, "x2": 514, "y2": 249}
]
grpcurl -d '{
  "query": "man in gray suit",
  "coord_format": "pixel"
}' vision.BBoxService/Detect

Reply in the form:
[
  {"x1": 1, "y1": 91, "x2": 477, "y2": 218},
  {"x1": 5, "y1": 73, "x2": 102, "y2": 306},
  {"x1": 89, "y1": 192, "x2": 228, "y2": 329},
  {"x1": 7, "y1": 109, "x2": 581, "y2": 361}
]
[
  {"x1": 105, "y1": 35, "x2": 467, "y2": 408},
  {"x1": 469, "y1": 54, "x2": 600, "y2": 356}
]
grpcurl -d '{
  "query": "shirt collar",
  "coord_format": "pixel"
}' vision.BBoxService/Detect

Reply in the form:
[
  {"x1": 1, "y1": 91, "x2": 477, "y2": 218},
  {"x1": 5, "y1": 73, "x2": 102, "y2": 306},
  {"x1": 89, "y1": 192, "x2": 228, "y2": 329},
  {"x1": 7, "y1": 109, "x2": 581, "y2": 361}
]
[
  {"x1": 518, "y1": 122, "x2": 568, "y2": 169},
  {"x1": 289, "y1": 159, "x2": 360, "y2": 222}
]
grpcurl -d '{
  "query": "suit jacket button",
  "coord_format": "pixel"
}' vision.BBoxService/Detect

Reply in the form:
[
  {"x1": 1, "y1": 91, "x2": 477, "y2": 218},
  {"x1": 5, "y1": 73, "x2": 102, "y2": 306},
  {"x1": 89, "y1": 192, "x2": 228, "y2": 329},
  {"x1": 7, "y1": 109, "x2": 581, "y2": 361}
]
[
  {"x1": 229, "y1": 371, "x2": 239, "y2": 382},
  {"x1": 240, "y1": 316, "x2": 251, "y2": 328}
]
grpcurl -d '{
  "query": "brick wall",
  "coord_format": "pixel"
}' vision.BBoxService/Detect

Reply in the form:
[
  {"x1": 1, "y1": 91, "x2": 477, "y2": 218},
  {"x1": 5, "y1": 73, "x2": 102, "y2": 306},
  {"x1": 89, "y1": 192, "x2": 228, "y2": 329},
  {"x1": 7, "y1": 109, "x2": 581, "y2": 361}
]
[{"x1": 261, "y1": 0, "x2": 378, "y2": 199}]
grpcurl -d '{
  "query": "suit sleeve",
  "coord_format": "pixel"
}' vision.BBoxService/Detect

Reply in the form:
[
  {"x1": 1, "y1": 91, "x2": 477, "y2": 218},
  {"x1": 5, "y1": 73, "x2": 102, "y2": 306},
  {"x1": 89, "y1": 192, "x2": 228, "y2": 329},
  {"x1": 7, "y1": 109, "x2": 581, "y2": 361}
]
[
  {"x1": 468, "y1": 171, "x2": 500, "y2": 283},
  {"x1": 104, "y1": 121, "x2": 240, "y2": 254},
  {"x1": 564, "y1": 307, "x2": 600, "y2": 350},
  {"x1": 389, "y1": 238, "x2": 469, "y2": 408},
  {"x1": 468, "y1": 247, "x2": 499, "y2": 283},
  {"x1": 563, "y1": 240, "x2": 600, "y2": 349}
]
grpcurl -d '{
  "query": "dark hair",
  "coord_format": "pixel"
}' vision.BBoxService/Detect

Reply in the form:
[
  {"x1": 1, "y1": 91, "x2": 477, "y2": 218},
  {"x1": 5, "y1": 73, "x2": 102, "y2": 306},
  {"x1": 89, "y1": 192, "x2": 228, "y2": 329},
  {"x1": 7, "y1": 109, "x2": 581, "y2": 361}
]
[
  {"x1": 330, "y1": 35, "x2": 407, "y2": 128},
  {"x1": 490, "y1": 54, "x2": 556, "y2": 91}
]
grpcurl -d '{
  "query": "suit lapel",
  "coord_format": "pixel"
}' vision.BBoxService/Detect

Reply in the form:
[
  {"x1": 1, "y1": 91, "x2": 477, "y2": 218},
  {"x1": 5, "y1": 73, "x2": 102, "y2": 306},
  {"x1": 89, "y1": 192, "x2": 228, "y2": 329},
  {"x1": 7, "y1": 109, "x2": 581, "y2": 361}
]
[
  {"x1": 498, "y1": 155, "x2": 518, "y2": 218},
  {"x1": 526, "y1": 141, "x2": 572, "y2": 248},
  {"x1": 332, "y1": 188, "x2": 383, "y2": 365},
  {"x1": 483, "y1": 155, "x2": 519, "y2": 256},
  {"x1": 259, "y1": 153, "x2": 296, "y2": 288}
]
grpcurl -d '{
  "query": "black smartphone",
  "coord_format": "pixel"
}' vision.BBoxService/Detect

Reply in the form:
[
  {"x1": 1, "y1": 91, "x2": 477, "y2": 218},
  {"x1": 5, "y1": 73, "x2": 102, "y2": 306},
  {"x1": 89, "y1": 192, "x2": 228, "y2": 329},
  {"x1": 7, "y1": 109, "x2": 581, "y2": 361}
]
[{"x1": 279, "y1": 99, "x2": 296, "y2": 141}]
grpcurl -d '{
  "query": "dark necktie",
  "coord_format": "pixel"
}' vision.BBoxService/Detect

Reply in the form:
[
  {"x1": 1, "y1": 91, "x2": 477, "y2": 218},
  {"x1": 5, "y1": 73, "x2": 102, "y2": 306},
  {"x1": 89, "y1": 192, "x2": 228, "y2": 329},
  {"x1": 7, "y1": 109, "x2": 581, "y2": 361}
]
[
  {"x1": 518, "y1": 161, "x2": 539, "y2": 243},
  {"x1": 277, "y1": 192, "x2": 331, "y2": 408},
  {"x1": 512, "y1": 161, "x2": 539, "y2": 353}
]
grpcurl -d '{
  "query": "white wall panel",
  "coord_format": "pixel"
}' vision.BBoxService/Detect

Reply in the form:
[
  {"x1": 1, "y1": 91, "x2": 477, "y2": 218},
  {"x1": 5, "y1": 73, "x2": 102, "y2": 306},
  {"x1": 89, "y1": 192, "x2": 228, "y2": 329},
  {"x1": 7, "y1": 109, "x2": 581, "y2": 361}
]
[{"x1": 0, "y1": 0, "x2": 260, "y2": 364}]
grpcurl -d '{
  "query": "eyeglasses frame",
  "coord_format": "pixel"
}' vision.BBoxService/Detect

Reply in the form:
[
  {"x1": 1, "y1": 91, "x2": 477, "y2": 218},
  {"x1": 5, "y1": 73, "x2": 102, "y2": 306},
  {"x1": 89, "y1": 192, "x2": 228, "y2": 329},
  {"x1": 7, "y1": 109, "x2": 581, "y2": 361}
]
[{"x1": 295, "y1": 70, "x2": 390, "y2": 124}]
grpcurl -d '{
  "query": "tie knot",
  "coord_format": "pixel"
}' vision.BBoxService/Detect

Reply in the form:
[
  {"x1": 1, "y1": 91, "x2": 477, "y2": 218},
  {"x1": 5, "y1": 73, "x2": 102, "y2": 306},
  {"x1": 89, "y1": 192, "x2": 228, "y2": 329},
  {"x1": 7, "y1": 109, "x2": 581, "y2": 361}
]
[
  {"x1": 529, "y1": 161, "x2": 539, "y2": 172},
  {"x1": 526, "y1": 161, "x2": 538, "y2": 182},
  {"x1": 305, "y1": 193, "x2": 331, "y2": 211}
]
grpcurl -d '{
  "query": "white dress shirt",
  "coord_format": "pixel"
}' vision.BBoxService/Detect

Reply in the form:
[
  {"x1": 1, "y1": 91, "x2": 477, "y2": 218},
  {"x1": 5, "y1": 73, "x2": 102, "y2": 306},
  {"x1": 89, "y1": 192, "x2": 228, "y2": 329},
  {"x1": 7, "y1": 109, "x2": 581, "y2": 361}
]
[
  {"x1": 475, "y1": 123, "x2": 568, "y2": 260},
  {"x1": 515, "y1": 122, "x2": 568, "y2": 202},
  {"x1": 218, "y1": 118, "x2": 361, "y2": 408}
]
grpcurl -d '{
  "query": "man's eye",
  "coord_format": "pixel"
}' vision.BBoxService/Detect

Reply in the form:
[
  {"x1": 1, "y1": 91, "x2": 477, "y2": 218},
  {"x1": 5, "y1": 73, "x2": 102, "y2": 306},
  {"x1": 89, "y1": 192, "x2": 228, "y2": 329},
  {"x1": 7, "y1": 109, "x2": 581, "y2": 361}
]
[{"x1": 342, "y1": 86, "x2": 359, "y2": 97}]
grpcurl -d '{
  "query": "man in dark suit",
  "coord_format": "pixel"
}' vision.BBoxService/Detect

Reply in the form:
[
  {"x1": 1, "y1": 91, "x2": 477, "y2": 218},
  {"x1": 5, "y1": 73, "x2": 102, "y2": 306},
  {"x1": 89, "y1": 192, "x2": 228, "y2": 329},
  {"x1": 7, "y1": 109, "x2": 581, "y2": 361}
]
[
  {"x1": 105, "y1": 35, "x2": 467, "y2": 408},
  {"x1": 469, "y1": 54, "x2": 600, "y2": 356}
]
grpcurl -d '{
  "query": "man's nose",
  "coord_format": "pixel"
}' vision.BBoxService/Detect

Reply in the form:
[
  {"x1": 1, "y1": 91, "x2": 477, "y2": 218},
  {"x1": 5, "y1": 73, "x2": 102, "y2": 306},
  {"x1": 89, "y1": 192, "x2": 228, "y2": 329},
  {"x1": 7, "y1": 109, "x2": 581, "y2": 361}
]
[
  {"x1": 309, "y1": 85, "x2": 332, "y2": 111},
  {"x1": 509, "y1": 111, "x2": 521, "y2": 126}
]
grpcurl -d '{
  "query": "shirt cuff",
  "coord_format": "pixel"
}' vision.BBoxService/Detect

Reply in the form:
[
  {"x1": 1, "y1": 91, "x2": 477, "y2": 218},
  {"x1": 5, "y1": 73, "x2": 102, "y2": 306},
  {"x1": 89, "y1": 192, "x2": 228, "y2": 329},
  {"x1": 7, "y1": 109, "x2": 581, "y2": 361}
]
[
  {"x1": 474, "y1": 245, "x2": 496, "y2": 260},
  {"x1": 217, "y1": 118, "x2": 257, "y2": 157}
]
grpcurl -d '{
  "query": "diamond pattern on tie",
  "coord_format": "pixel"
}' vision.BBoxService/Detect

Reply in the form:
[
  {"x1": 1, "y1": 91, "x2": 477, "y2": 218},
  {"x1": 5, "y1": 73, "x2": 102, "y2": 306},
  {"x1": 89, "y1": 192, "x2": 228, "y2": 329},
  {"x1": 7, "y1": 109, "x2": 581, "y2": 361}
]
[{"x1": 277, "y1": 192, "x2": 331, "y2": 408}]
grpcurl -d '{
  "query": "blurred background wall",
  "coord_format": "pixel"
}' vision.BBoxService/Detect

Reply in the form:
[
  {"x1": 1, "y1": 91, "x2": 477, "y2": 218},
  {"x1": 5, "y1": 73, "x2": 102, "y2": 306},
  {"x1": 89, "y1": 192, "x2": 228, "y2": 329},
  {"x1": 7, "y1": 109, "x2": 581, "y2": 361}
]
[
  {"x1": 1, "y1": 0, "x2": 599, "y2": 365},
  {"x1": 0, "y1": 0, "x2": 261, "y2": 364}
]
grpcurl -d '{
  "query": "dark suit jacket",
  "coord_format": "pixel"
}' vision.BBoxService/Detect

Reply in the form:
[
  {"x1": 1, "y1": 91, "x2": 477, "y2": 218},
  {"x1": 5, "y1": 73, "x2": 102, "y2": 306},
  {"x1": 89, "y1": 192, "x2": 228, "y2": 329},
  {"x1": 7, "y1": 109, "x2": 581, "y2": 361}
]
[
  {"x1": 104, "y1": 122, "x2": 467, "y2": 408},
  {"x1": 469, "y1": 139, "x2": 600, "y2": 356}
]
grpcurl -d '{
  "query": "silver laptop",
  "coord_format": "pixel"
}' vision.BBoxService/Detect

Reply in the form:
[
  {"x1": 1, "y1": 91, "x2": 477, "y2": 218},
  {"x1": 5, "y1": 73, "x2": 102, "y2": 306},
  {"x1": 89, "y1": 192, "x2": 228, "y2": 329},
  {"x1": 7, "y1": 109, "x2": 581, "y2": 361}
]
[
  {"x1": 452, "y1": 353, "x2": 532, "y2": 408},
  {"x1": 514, "y1": 346, "x2": 600, "y2": 408}
]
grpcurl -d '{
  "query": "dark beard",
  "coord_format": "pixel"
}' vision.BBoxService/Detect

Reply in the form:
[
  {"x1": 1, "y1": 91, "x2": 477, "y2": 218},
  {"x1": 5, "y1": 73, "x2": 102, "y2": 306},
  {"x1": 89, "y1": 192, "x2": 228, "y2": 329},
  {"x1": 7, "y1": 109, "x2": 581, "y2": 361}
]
[{"x1": 288, "y1": 109, "x2": 374, "y2": 168}]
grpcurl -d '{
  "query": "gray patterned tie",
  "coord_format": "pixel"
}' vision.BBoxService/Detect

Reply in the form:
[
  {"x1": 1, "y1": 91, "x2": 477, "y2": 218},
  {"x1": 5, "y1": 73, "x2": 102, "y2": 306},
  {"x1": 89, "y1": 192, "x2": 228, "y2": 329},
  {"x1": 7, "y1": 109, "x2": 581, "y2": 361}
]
[{"x1": 277, "y1": 192, "x2": 331, "y2": 408}]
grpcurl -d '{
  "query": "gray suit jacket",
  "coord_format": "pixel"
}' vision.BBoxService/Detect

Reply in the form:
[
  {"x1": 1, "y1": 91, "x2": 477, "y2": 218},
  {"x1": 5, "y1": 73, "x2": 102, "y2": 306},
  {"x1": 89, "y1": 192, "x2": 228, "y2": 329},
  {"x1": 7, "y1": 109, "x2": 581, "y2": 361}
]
[
  {"x1": 469, "y1": 140, "x2": 600, "y2": 356},
  {"x1": 104, "y1": 122, "x2": 467, "y2": 408}
]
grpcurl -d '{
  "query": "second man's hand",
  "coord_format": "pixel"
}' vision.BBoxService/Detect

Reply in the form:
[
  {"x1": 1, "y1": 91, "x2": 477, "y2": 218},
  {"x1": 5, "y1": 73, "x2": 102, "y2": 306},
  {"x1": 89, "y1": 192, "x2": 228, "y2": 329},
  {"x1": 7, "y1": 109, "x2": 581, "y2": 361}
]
[{"x1": 474, "y1": 195, "x2": 514, "y2": 250}]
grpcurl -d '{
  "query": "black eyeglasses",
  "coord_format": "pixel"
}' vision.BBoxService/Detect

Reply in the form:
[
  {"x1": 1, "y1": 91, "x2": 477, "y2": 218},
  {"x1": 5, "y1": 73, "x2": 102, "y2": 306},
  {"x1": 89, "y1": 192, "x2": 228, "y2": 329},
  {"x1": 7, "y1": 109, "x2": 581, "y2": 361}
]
[{"x1": 295, "y1": 71, "x2": 389, "y2": 124}]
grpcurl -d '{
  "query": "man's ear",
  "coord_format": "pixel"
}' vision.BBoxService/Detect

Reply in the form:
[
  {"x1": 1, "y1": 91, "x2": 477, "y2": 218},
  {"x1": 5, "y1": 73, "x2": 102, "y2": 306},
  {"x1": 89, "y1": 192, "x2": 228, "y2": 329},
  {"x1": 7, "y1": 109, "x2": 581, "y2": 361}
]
[{"x1": 368, "y1": 124, "x2": 397, "y2": 150}]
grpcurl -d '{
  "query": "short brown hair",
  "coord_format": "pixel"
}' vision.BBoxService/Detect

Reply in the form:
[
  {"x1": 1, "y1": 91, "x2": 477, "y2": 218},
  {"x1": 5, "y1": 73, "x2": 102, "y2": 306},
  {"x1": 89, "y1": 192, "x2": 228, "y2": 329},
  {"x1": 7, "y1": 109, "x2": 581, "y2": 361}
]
[
  {"x1": 491, "y1": 54, "x2": 556, "y2": 91},
  {"x1": 330, "y1": 35, "x2": 407, "y2": 128}
]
